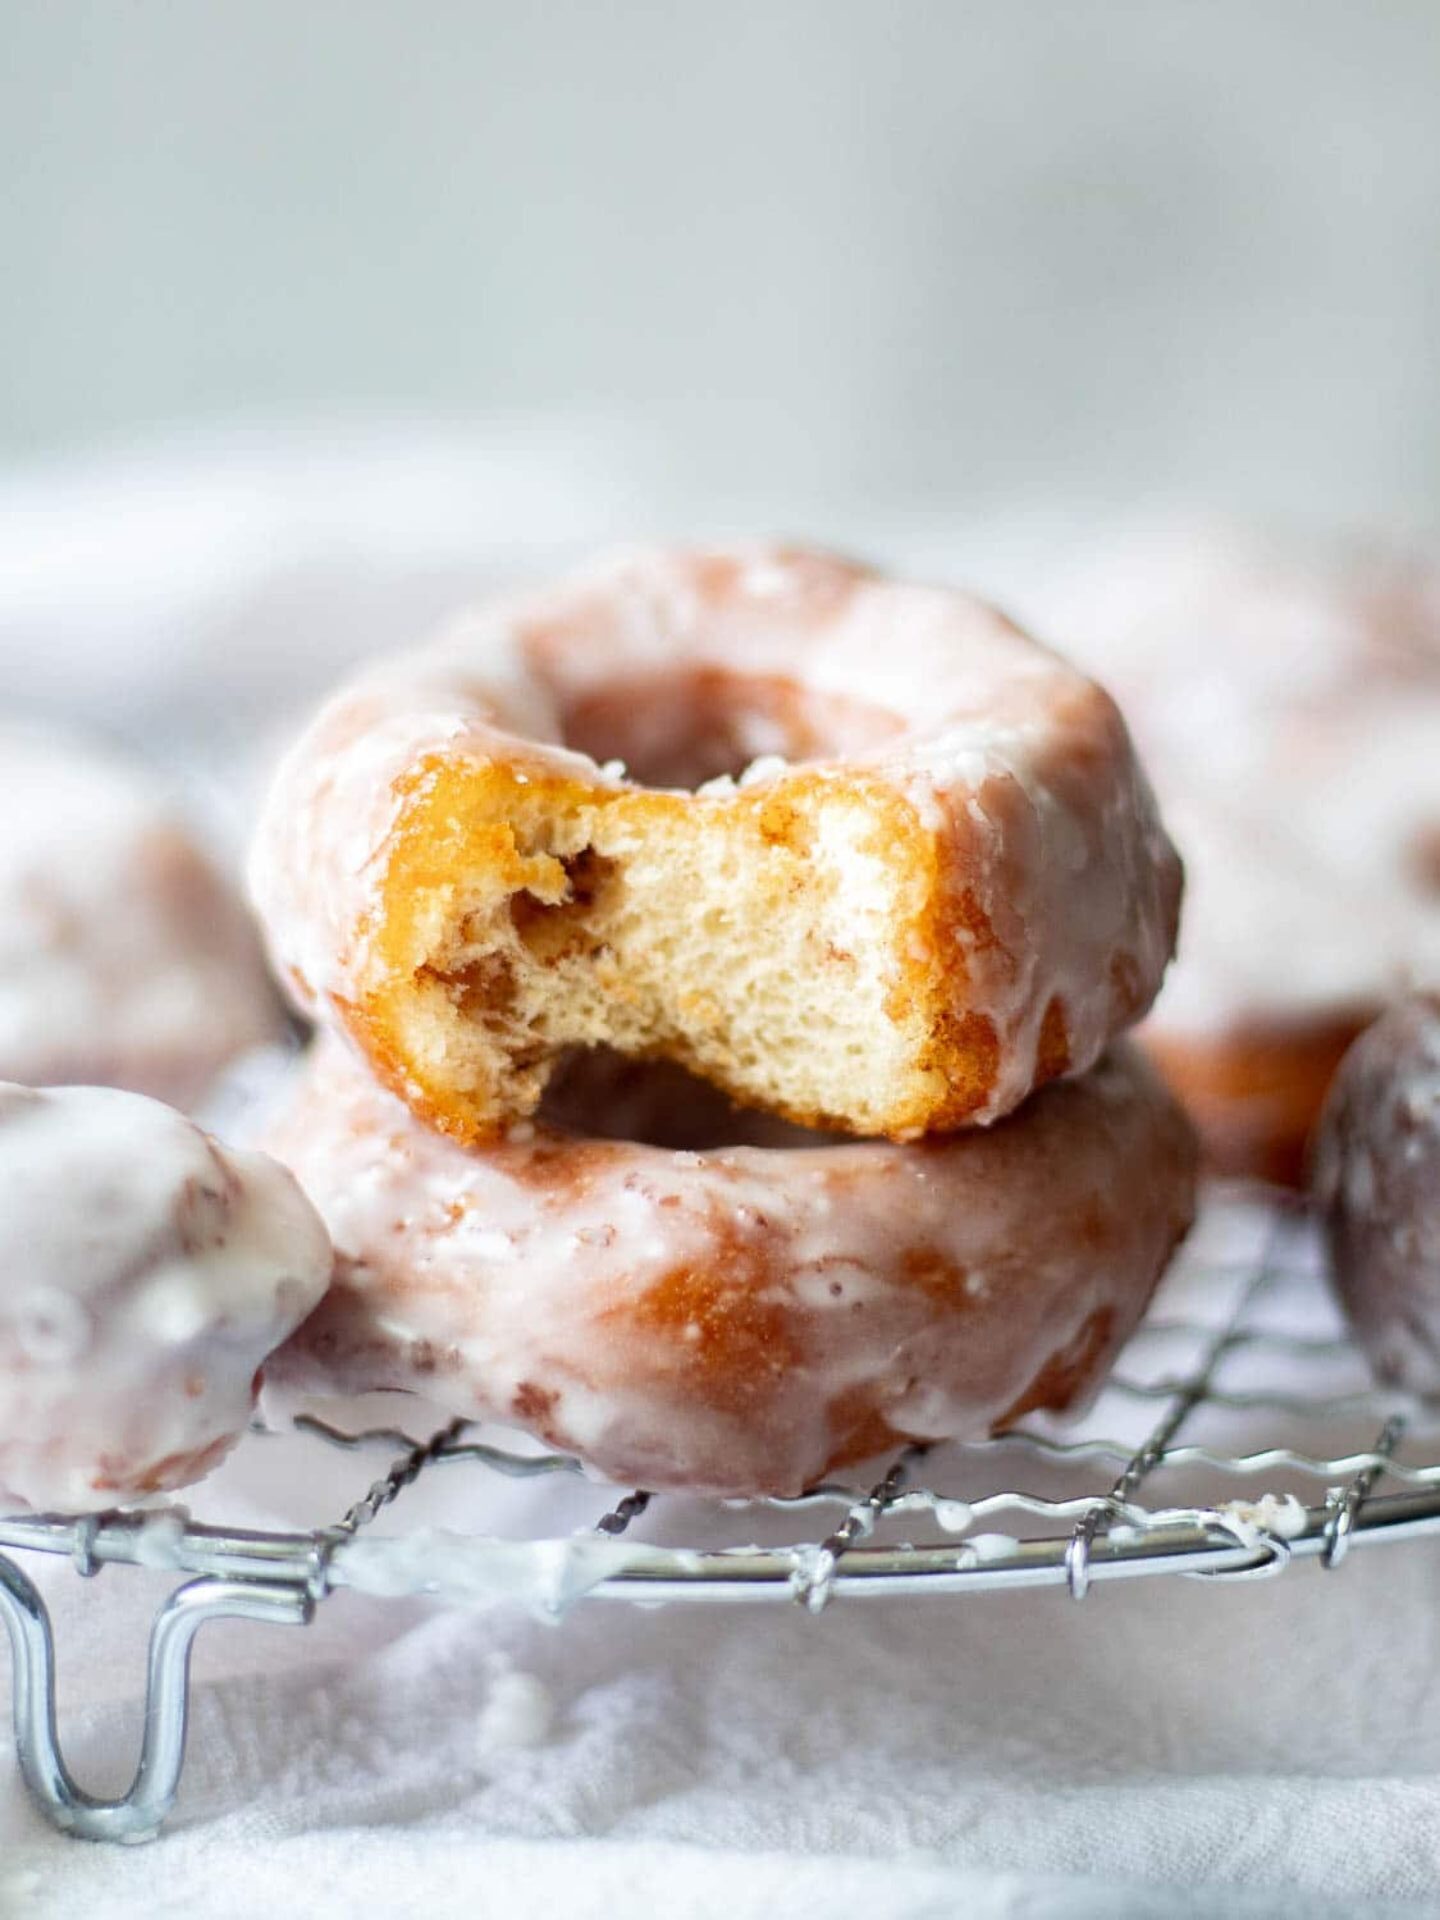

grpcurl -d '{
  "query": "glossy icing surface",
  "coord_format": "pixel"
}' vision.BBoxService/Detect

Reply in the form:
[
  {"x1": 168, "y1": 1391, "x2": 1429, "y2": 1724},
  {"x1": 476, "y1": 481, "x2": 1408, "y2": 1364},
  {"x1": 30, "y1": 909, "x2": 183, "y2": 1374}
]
[
  {"x1": 0, "y1": 1081, "x2": 332, "y2": 1511},
  {"x1": 266, "y1": 1041, "x2": 1198, "y2": 1497}
]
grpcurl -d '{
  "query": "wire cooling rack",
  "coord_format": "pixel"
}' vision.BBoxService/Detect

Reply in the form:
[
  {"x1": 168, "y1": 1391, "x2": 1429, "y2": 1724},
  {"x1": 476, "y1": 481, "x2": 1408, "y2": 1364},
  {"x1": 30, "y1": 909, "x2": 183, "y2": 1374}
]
[{"x1": 2, "y1": 1181, "x2": 1437, "y2": 1843}]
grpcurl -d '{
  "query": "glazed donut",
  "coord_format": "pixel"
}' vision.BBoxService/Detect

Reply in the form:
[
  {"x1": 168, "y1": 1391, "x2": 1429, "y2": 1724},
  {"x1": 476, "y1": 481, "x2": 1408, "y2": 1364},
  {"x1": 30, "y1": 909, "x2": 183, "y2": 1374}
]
[
  {"x1": 0, "y1": 725, "x2": 285, "y2": 1108},
  {"x1": 0, "y1": 1081, "x2": 332, "y2": 1512},
  {"x1": 1313, "y1": 994, "x2": 1440, "y2": 1392},
  {"x1": 1028, "y1": 521, "x2": 1440, "y2": 1183},
  {"x1": 264, "y1": 1041, "x2": 1198, "y2": 1499},
  {"x1": 249, "y1": 545, "x2": 1181, "y2": 1145}
]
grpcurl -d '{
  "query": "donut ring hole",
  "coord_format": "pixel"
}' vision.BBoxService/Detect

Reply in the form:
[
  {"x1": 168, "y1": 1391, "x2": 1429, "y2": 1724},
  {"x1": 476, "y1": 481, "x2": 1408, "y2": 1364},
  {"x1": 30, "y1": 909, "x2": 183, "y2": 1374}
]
[
  {"x1": 536, "y1": 1047, "x2": 834, "y2": 1151},
  {"x1": 557, "y1": 666, "x2": 904, "y2": 791}
]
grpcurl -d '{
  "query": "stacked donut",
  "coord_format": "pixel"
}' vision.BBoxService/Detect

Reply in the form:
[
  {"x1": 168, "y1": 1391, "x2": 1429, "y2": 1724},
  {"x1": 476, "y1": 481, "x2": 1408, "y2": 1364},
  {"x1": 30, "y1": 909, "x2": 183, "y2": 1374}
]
[{"x1": 250, "y1": 545, "x2": 1200, "y2": 1497}]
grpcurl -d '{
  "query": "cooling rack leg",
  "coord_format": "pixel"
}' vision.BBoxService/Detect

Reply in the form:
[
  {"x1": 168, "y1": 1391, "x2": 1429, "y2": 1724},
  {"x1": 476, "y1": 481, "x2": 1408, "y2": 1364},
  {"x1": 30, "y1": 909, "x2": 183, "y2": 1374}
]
[{"x1": 0, "y1": 1553, "x2": 312, "y2": 1843}]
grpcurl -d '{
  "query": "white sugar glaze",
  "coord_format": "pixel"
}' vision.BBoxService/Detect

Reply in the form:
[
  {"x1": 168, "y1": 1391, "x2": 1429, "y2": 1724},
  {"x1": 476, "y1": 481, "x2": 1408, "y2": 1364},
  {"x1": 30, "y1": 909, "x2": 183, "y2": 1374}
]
[
  {"x1": 329, "y1": 1526, "x2": 671, "y2": 1614},
  {"x1": 0, "y1": 1081, "x2": 332, "y2": 1511}
]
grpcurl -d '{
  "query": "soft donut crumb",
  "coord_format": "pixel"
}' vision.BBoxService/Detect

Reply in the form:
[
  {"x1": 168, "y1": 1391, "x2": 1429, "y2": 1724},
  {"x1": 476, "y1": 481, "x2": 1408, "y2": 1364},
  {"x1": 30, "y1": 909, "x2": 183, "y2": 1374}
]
[{"x1": 361, "y1": 755, "x2": 995, "y2": 1141}]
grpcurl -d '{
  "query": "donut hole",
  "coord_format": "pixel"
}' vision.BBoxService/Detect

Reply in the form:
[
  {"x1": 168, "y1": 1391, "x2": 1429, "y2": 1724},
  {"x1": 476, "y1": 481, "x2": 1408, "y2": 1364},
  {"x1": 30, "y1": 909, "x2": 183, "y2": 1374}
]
[
  {"x1": 537, "y1": 1048, "x2": 832, "y2": 1150},
  {"x1": 558, "y1": 668, "x2": 903, "y2": 791}
]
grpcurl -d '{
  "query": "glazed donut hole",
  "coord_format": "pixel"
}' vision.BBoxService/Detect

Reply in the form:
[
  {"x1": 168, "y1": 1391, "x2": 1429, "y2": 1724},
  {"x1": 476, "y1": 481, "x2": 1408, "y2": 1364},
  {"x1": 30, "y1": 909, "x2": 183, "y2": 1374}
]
[
  {"x1": 0, "y1": 1080, "x2": 332, "y2": 1513},
  {"x1": 558, "y1": 665, "x2": 903, "y2": 791}
]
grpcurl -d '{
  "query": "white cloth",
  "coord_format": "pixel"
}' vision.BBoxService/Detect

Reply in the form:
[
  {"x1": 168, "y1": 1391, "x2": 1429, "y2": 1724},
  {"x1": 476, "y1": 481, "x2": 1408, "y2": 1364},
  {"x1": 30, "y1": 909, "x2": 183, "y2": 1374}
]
[
  {"x1": 3, "y1": 1533, "x2": 1440, "y2": 1916},
  {"x1": 1, "y1": 434, "x2": 1437, "y2": 1918}
]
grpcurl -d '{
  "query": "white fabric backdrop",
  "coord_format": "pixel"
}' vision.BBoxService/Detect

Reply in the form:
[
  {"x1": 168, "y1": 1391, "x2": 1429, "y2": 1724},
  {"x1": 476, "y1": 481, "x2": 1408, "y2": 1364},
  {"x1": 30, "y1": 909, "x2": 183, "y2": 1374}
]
[
  {"x1": 1, "y1": 435, "x2": 1437, "y2": 1917},
  {"x1": 4, "y1": 1523, "x2": 1440, "y2": 1917}
]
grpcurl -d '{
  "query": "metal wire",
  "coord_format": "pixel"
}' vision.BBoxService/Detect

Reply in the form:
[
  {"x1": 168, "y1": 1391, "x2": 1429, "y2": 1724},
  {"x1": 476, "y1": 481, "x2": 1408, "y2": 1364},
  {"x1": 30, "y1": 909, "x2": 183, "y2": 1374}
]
[
  {"x1": 1066, "y1": 1210, "x2": 1302, "y2": 1599},
  {"x1": 2, "y1": 1185, "x2": 1436, "y2": 1842}
]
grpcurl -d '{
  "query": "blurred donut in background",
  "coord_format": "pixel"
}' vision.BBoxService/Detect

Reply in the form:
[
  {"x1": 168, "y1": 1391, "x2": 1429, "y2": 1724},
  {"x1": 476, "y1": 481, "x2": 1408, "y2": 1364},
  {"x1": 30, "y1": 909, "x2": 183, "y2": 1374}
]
[
  {"x1": 1313, "y1": 992, "x2": 1440, "y2": 1390},
  {"x1": 1029, "y1": 520, "x2": 1440, "y2": 1183},
  {"x1": 0, "y1": 723, "x2": 286, "y2": 1108}
]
